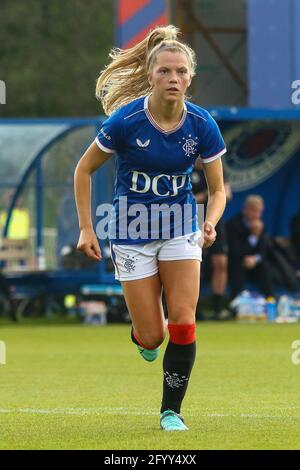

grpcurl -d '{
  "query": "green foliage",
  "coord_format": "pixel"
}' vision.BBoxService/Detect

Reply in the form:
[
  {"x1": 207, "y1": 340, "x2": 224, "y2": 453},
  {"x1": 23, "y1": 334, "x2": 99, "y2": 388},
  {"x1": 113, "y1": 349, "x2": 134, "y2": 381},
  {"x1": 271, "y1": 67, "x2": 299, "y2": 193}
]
[{"x1": 0, "y1": 0, "x2": 114, "y2": 117}]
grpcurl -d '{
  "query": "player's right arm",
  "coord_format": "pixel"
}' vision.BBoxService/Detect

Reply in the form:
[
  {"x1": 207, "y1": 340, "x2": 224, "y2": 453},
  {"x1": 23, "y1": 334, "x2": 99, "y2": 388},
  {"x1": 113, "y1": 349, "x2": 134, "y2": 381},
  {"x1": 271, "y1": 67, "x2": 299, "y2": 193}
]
[{"x1": 74, "y1": 141, "x2": 112, "y2": 261}]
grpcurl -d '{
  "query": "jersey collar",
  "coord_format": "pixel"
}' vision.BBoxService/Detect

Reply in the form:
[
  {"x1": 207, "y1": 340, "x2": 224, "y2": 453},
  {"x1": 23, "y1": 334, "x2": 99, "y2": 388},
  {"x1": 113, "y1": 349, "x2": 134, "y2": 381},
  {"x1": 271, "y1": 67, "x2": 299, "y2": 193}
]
[{"x1": 144, "y1": 95, "x2": 187, "y2": 135}]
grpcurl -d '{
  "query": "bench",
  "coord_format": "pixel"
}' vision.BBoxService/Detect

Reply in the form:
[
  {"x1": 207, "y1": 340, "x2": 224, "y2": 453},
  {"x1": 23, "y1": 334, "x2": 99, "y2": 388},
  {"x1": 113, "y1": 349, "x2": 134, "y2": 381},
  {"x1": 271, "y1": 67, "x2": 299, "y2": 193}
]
[{"x1": 0, "y1": 238, "x2": 33, "y2": 272}]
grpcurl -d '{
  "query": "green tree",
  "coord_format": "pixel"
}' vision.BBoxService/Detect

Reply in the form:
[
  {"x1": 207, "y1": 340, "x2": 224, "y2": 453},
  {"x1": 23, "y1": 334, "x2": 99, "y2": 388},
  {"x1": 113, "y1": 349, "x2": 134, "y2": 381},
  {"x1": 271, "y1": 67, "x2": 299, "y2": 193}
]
[{"x1": 0, "y1": 0, "x2": 114, "y2": 117}]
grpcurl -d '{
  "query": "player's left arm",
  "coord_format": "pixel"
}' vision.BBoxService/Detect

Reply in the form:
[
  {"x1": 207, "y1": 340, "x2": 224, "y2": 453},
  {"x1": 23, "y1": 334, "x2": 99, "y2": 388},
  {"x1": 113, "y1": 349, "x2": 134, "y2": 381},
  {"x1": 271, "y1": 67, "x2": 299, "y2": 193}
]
[{"x1": 201, "y1": 158, "x2": 226, "y2": 247}]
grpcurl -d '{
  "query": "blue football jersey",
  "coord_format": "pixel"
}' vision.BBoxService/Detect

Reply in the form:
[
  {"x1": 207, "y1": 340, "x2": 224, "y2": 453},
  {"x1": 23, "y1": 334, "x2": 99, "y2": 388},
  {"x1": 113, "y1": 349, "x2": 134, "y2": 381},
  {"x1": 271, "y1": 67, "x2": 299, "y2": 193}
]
[{"x1": 95, "y1": 95, "x2": 226, "y2": 245}]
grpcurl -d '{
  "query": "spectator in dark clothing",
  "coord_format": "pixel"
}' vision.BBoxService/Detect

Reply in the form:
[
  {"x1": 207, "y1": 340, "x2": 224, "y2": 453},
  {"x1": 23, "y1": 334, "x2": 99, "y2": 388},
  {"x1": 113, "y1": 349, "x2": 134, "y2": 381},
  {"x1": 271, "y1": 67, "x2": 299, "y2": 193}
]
[
  {"x1": 291, "y1": 212, "x2": 300, "y2": 260},
  {"x1": 226, "y1": 195, "x2": 274, "y2": 299},
  {"x1": 191, "y1": 159, "x2": 232, "y2": 319},
  {"x1": 0, "y1": 271, "x2": 16, "y2": 321}
]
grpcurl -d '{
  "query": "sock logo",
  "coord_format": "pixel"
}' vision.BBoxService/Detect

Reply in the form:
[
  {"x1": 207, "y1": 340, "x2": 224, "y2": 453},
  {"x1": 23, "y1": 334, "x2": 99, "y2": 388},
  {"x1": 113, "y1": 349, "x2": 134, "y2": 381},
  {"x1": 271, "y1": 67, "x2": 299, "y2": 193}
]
[{"x1": 164, "y1": 371, "x2": 188, "y2": 389}]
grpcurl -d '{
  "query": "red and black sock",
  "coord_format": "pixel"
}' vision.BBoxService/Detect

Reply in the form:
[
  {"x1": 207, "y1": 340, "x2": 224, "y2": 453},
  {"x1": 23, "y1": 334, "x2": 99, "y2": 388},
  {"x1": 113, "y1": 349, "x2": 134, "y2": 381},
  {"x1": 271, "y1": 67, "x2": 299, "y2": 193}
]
[{"x1": 161, "y1": 323, "x2": 196, "y2": 414}]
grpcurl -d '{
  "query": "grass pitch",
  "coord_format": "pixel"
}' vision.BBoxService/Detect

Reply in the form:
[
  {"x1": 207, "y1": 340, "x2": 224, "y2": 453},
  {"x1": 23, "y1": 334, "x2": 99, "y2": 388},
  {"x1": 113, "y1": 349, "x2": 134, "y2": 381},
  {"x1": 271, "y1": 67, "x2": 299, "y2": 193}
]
[{"x1": 0, "y1": 321, "x2": 300, "y2": 450}]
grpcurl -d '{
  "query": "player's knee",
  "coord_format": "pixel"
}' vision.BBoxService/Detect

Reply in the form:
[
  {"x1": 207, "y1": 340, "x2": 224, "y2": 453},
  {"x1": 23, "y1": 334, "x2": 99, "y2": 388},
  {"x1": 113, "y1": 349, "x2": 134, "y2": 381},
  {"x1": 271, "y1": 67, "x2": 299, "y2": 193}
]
[
  {"x1": 141, "y1": 336, "x2": 164, "y2": 350},
  {"x1": 136, "y1": 328, "x2": 166, "y2": 350},
  {"x1": 212, "y1": 254, "x2": 228, "y2": 272},
  {"x1": 168, "y1": 304, "x2": 196, "y2": 324}
]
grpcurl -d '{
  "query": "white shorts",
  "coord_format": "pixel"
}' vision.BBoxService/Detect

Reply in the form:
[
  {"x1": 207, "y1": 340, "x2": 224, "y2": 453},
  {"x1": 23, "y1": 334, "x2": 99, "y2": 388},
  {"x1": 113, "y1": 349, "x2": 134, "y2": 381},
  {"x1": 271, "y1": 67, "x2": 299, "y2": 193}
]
[{"x1": 110, "y1": 231, "x2": 202, "y2": 281}]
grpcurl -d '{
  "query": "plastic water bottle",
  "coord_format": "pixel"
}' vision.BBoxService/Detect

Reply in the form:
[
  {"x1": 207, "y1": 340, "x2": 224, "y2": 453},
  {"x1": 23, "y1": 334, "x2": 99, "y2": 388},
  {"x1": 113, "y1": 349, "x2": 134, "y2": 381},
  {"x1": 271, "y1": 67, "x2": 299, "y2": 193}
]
[
  {"x1": 251, "y1": 293, "x2": 266, "y2": 318},
  {"x1": 230, "y1": 291, "x2": 253, "y2": 319},
  {"x1": 295, "y1": 300, "x2": 300, "y2": 320},
  {"x1": 265, "y1": 297, "x2": 277, "y2": 322},
  {"x1": 290, "y1": 298, "x2": 300, "y2": 320},
  {"x1": 239, "y1": 291, "x2": 251, "y2": 316},
  {"x1": 277, "y1": 296, "x2": 291, "y2": 318}
]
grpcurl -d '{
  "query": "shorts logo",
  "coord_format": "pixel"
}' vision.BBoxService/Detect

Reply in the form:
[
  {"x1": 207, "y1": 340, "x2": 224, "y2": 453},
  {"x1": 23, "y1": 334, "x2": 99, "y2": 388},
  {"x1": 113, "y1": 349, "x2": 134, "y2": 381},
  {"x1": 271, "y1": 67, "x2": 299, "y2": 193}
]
[
  {"x1": 136, "y1": 138, "x2": 150, "y2": 148},
  {"x1": 179, "y1": 135, "x2": 199, "y2": 157},
  {"x1": 123, "y1": 255, "x2": 137, "y2": 273}
]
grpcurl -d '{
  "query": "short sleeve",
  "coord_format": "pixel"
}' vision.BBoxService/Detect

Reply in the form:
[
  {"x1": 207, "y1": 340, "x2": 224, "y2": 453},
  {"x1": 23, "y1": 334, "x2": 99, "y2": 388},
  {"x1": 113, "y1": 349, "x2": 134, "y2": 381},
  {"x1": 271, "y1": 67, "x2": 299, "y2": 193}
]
[
  {"x1": 95, "y1": 109, "x2": 123, "y2": 154},
  {"x1": 199, "y1": 114, "x2": 226, "y2": 164}
]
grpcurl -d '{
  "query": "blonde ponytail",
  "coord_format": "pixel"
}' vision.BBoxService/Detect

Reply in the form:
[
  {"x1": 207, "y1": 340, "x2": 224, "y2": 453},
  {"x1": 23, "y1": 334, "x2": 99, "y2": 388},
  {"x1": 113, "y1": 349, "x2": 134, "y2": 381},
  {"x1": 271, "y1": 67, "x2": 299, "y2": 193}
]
[{"x1": 96, "y1": 25, "x2": 196, "y2": 115}]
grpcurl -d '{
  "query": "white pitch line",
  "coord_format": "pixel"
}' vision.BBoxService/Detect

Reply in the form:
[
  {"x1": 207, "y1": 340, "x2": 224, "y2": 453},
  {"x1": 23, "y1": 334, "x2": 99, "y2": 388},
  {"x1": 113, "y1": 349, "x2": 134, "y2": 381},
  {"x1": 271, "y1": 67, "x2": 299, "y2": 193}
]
[{"x1": 0, "y1": 407, "x2": 299, "y2": 419}]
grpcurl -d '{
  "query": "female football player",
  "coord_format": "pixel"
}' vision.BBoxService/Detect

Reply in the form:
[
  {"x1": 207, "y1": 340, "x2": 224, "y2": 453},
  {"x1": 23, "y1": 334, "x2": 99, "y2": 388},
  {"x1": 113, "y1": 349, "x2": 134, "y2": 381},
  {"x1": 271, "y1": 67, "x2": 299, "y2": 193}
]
[{"x1": 74, "y1": 25, "x2": 226, "y2": 431}]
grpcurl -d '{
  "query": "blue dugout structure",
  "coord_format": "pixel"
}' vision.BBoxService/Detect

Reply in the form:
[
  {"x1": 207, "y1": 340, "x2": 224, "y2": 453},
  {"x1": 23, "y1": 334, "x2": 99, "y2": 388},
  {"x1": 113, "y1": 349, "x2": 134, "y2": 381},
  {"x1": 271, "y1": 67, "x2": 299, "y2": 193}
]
[
  {"x1": 0, "y1": 108, "x2": 300, "y2": 298},
  {"x1": 0, "y1": 117, "x2": 116, "y2": 297}
]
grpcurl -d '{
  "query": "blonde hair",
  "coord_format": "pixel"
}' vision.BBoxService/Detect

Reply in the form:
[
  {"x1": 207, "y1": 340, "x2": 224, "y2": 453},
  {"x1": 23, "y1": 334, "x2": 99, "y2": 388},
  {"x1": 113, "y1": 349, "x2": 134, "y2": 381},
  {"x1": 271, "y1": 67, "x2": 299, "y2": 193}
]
[
  {"x1": 245, "y1": 195, "x2": 264, "y2": 208},
  {"x1": 96, "y1": 25, "x2": 197, "y2": 115}
]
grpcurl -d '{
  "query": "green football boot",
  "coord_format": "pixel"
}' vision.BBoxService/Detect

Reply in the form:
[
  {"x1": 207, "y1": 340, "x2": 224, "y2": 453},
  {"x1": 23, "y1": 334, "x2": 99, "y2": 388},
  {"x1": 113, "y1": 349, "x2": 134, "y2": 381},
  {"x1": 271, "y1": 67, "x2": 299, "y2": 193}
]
[
  {"x1": 160, "y1": 410, "x2": 188, "y2": 431},
  {"x1": 137, "y1": 345, "x2": 160, "y2": 362}
]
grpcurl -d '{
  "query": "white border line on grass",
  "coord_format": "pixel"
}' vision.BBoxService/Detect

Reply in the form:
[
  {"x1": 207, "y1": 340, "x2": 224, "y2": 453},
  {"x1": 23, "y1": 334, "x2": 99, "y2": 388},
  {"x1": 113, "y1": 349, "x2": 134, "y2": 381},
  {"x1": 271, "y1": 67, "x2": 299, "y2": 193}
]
[{"x1": 0, "y1": 407, "x2": 299, "y2": 420}]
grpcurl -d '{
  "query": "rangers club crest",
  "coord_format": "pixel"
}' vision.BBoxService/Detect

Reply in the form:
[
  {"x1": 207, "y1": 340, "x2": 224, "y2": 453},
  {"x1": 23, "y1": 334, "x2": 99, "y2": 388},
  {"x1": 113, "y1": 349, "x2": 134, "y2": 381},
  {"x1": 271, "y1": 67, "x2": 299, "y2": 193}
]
[
  {"x1": 179, "y1": 135, "x2": 199, "y2": 157},
  {"x1": 223, "y1": 121, "x2": 300, "y2": 191},
  {"x1": 164, "y1": 371, "x2": 188, "y2": 389},
  {"x1": 123, "y1": 254, "x2": 137, "y2": 273}
]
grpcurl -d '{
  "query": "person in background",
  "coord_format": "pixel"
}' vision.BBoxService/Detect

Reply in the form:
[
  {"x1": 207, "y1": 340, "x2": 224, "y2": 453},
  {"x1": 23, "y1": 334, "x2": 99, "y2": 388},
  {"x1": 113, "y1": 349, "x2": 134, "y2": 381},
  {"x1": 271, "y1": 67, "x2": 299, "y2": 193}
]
[
  {"x1": 0, "y1": 190, "x2": 30, "y2": 240},
  {"x1": 226, "y1": 195, "x2": 274, "y2": 300},
  {"x1": 0, "y1": 271, "x2": 16, "y2": 321},
  {"x1": 290, "y1": 210, "x2": 300, "y2": 262},
  {"x1": 191, "y1": 159, "x2": 232, "y2": 320}
]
